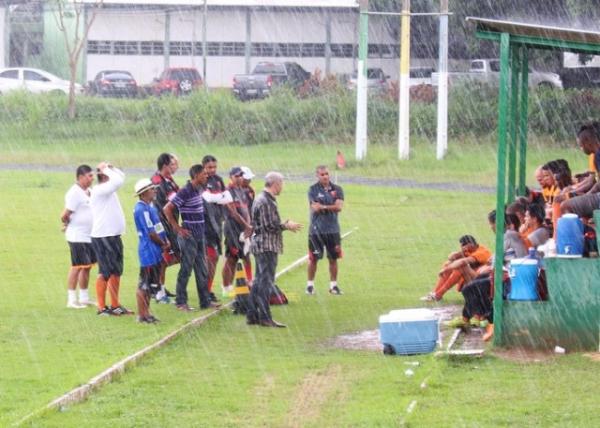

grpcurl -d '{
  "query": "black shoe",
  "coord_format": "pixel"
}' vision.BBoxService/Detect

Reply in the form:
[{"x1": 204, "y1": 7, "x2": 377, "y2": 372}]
[
  {"x1": 259, "y1": 319, "x2": 287, "y2": 328},
  {"x1": 165, "y1": 288, "x2": 176, "y2": 298},
  {"x1": 209, "y1": 292, "x2": 219, "y2": 303},
  {"x1": 97, "y1": 306, "x2": 112, "y2": 316},
  {"x1": 200, "y1": 301, "x2": 222, "y2": 310},
  {"x1": 110, "y1": 306, "x2": 134, "y2": 316},
  {"x1": 246, "y1": 317, "x2": 259, "y2": 325}
]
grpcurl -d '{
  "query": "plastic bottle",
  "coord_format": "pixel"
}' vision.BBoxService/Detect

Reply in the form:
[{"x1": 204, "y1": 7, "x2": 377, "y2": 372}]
[{"x1": 527, "y1": 247, "x2": 537, "y2": 259}]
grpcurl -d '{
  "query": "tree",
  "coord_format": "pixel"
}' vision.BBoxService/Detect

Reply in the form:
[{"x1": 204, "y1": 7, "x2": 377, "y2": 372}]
[{"x1": 52, "y1": 0, "x2": 103, "y2": 119}]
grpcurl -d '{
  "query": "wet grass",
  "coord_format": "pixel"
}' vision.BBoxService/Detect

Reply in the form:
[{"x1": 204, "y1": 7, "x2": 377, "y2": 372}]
[{"x1": 2, "y1": 166, "x2": 600, "y2": 426}]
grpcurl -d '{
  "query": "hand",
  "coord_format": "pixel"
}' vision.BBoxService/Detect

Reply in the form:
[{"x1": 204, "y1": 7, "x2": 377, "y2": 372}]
[
  {"x1": 161, "y1": 241, "x2": 171, "y2": 251},
  {"x1": 243, "y1": 226, "x2": 253, "y2": 238},
  {"x1": 311, "y1": 202, "x2": 322, "y2": 212},
  {"x1": 285, "y1": 220, "x2": 302, "y2": 232},
  {"x1": 177, "y1": 226, "x2": 191, "y2": 238},
  {"x1": 96, "y1": 161, "x2": 108, "y2": 172}
]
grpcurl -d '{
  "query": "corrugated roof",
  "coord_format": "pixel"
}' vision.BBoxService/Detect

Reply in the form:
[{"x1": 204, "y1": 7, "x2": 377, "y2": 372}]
[
  {"x1": 466, "y1": 17, "x2": 600, "y2": 47},
  {"x1": 80, "y1": 0, "x2": 358, "y2": 8}
]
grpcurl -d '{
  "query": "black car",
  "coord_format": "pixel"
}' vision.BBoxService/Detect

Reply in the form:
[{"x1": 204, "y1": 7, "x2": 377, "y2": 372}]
[{"x1": 88, "y1": 70, "x2": 138, "y2": 97}]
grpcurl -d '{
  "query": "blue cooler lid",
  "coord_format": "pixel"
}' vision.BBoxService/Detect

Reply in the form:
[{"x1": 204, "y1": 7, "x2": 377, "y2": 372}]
[
  {"x1": 379, "y1": 308, "x2": 438, "y2": 324},
  {"x1": 509, "y1": 258, "x2": 538, "y2": 267}
]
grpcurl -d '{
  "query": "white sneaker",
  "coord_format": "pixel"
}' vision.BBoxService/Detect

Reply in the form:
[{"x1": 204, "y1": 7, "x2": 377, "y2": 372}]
[
  {"x1": 67, "y1": 301, "x2": 86, "y2": 309},
  {"x1": 79, "y1": 300, "x2": 96, "y2": 307},
  {"x1": 419, "y1": 292, "x2": 439, "y2": 302}
]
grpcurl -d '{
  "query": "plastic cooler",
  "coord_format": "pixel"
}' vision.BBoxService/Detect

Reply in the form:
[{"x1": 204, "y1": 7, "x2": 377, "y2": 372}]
[
  {"x1": 379, "y1": 308, "x2": 439, "y2": 355},
  {"x1": 556, "y1": 214, "x2": 584, "y2": 257},
  {"x1": 508, "y1": 258, "x2": 539, "y2": 300}
]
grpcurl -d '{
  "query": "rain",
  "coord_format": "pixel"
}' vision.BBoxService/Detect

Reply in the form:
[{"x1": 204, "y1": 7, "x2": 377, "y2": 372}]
[{"x1": 2, "y1": 0, "x2": 600, "y2": 426}]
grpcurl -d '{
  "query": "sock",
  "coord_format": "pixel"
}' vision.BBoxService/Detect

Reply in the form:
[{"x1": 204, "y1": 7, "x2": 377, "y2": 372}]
[
  {"x1": 68, "y1": 289, "x2": 77, "y2": 304},
  {"x1": 79, "y1": 288, "x2": 89, "y2": 303},
  {"x1": 330, "y1": 281, "x2": 337, "y2": 289},
  {"x1": 243, "y1": 262, "x2": 253, "y2": 282},
  {"x1": 307, "y1": 281, "x2": 314, "y2": 288},
  {"x1": 107, "y1": 276, "x2": 121, "y2": 308},
  {"x1": 96, "y1": 277, "x2": 107, "y2": 310}
]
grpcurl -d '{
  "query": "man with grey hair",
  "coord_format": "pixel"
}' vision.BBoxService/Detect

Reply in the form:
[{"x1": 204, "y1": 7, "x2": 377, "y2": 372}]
[{"x1": 246, "y1": 172, "x2": 302, "y2": 328}]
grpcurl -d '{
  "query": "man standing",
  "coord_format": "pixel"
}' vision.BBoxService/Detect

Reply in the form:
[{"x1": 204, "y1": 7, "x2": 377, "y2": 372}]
[
  {"x1": 246, "y1": 172, "x2": 302, "y2": 328},
  {"x1": 151, "y1": 152, "x2": 180, "y2": 302},
  {"x1": 61, "y1": 164, "x2": 96, "y2": 308},
  {"x1": 91, "y1": 162, "x2": 132, "y2": 316},
  {"x1": 164, "y1": 164, "x2": 220, "y2": 311},
  {"x1": 306, "y1": 165, "x2": 344, "y2": 295}
]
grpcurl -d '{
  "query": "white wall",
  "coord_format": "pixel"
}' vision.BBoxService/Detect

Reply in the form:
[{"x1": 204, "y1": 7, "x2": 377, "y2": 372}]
[
  {"x1": 0, "y1": 7, "x2": 6, "y2": 69},
  {"x1": 89, "y1": 9, "x2": 166, "y2": 40}
]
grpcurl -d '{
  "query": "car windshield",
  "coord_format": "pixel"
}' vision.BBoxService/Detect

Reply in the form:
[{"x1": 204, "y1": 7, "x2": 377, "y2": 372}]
[
  {"x1": 410, "y1": 68, "x2": 433, "y2": 78},
  {"x1": 254, "y1": 64, "x2": 286, "y2": 74},
  {"x1": 351, "y1": 69, "x2": 384, "y2": 79},
  {"x1": 170, "y1": 69, "x2": 201, "y2": 80},
  {"x1": 104, "y1": 72, "x2": 133, "y2": 80}
]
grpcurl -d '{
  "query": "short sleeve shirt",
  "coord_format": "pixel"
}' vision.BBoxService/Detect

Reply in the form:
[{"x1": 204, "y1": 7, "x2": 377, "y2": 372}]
[
  {"x1": 466, "y1": 245, "x2": 492, "y2": 266},
  {"x1": 134, "y1": 200, "x2": 165, "y2": 267},
  {"x1": 224, "y1": 184, "x2": 251, "y2": 242},
  {"x1": 64, "y1": 184, "x2": 93, "y2": 243},
  {"x1": 308, "y1": 182, "x2": 344, "y2": 235},
  {"x1": 203, "y1": 174, "x2": 226, "y2": 241},
  {"x1": 171, "y1": 181, "x2": 205, "y2": 239},
  {"x1": 528, "y1": 226, "x2": 550, "y2": 247}
]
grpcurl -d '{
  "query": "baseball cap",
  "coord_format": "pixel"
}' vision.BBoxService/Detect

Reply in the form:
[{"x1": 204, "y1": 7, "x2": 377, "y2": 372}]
[
  {"x1": 229, "y1": 166, "x2": 243, "y2": 177},
  {"x1": 134, "y1": 178, "x2": 155, "y2": 196},
  {"x1": 240, "y1": 166, "x2": 255, "y2": 180}
]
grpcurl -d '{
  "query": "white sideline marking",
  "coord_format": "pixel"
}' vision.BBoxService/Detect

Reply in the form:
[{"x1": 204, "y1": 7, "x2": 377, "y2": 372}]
[{"x1": 16, "y1": 228, "x2": 358, "y2": 426}]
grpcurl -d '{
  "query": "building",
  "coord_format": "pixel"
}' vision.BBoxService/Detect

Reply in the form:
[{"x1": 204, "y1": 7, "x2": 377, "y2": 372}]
[{"x1": 4, "y1": 0, "x2": 405, "y2": 87}]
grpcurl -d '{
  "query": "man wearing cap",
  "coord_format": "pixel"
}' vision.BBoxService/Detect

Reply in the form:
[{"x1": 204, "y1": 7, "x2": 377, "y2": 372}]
[
  {"x1": 420, "y1": 235, "x2": 492, "y2": 302},
  {"x1": 133, "y1": 178, "x2": 171, "y2": 323},
  {"x1": 91, "y1": 162, "x2": 132, "y2": 316},
  {"x1": 61, "y1": 164, "x2": 96, "y2": 309},
  {"x1": 164, "y1": 164, "x2": 220, "y2": 311},
  {"x1": 222, "y1": 167, "x2": 253, "y2": 295},
  {"x1": 306, "y1": 165, "x2": 345, "y2": 295},
  {"x1": 246, "y1": 172, "x2": 302, "y2": 328}
]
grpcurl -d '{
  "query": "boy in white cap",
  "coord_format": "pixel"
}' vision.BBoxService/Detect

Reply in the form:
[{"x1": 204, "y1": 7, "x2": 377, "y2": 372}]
[{"x1": 133, "y1": 178, "x2": 171, "y2": 323}]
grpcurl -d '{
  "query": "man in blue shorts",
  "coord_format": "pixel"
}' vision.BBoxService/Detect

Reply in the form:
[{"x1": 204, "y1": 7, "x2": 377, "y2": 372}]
[{"x1": 306, "y1": 165, "x2": 344, "y2": 295}]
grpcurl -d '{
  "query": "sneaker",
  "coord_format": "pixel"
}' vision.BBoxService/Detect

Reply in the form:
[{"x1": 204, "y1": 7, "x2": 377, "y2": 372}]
[
  {"x1": 79, "y1": 300, "x2": 96, "y2": 307},
  {"x1": 419, "y1": 292, "x2": 440, "y2": 302},
  {"x1": 222, "y1": 285, "x2": 234, "y2": 297},
  {"x1": 110, "y1": 306, "x2": 134, "y2": 316},
  {"x1": 136, "y1": 316, "x2": 158, "y2": 324},
  {"x1": 156, "y1": 295, "x2": 171, "y2": 304},
  {"x1": 445, "y1": 316, "x2": 468, "y2": 329},
  {"x1": 329, "y1": 285, "x2": 343, "y2": 295},
  {"x1": 145, "y1": 315, "x2": 160, "y2": 323},
  {"x1": 97, "y1": 306, "x2": 112, "y2": 316},
  {"x1": 67, "y1": 301, "x2": 86, "y2": 309},
  {"x1": 209, "y1": 292, "x2": 220, "y2": 303},
  {"x1": 165, "y1": 288, "x2": 176, "y2": 298},
  {"x1": 200, "y1": 301, "x2": 222, "y2": 310},
  {"x1": 305, "y1": 285, "x2": 315, "y2": 295},
  {"x1": 176, "y1": 304, "x2": 195, "y2": 312}
]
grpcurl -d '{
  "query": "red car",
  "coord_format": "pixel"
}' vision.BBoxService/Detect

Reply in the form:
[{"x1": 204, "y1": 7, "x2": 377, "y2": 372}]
[{"x1": 150, "y1": 67, "x2": 202, "y2": 96}]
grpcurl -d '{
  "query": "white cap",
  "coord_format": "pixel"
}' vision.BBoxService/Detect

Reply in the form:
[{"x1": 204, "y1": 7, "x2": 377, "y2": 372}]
[
  {"x1": 134, "y1": 178, "x2": 155, "y2": 196},
  {"x1": 241, "y1": 166, "x2": 255, "y2": 180}
]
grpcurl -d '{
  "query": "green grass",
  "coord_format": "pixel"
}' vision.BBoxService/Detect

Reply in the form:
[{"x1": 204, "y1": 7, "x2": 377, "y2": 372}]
[{"x1": 2, "y1": 138, "x2": 600, "y2": 427}]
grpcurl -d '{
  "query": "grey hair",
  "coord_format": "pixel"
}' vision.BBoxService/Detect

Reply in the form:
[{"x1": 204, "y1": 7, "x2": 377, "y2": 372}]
[
  {"x1": 315, "y1": 165, "x2": 328, "y2": 173},
  {"x1": 264, "y1": 171, "x2": 284, "y2": 188}
]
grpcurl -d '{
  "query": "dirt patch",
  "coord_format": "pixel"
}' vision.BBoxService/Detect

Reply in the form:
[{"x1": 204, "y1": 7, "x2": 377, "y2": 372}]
[
  {"x1": 493, "y1": 347, "x2": 558, "y2": 363},
  {"x1": 284, "y1": 365, "x2": 344, "y2": 428},
  {"x1": 583, "y1": 353, "x2": 600, "y2": 362},
  {"x1": 329, "y1": 305, "x2": 462, "y2": 352}
]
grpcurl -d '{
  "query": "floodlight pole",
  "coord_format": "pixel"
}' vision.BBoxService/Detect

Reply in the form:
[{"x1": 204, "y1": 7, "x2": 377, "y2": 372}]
[
  {"x1": 355, "y1": 0, "x2": 369, "y2": 161},
  {"x1": 398, "y1": 0, "x2": 411, "y2": 160},
  {"x1": 436, "y1": 0, "x2": 449, "y2": 160}
]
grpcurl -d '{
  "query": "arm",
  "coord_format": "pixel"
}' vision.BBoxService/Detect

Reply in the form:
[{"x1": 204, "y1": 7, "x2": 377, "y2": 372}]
[
  {"x1": 94, "y1": 165, "x2": 125, "y2": 196},
  {"x1": 163, "y1": 201, "x2": 190, "y2": 238},
  {"x1": 256, "y1": 200, "x2": 302, "y2": 233},
  {"x1": 149, "y1": 231, "x2": 170, "y2": 250},
  {"x1": 226, "y1": 203, "x2": 253, "y2": 236},
  {"x1": 440, "y1": 256, "x2": 477, "y2": 273},
  {"x1": 60, "y1": 208, "x2": 73, "y2": 225}
]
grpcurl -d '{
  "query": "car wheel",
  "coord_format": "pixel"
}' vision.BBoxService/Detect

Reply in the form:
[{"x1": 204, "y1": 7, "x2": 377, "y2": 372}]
[
  {"x1": 383, "y1": 344, "x2": 395, "y2": 355},
  {"x1": 179, "y1": 79, "x2": 193, "y2": 94}
]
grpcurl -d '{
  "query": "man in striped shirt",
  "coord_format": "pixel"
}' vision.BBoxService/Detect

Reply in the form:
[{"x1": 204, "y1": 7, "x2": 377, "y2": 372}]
[
  {"x1": 246, "y1": 172, "x2": 302, "y2": 328},
  {"x1": 164, "y1": 164, "x2": 220, "y2": 311}
]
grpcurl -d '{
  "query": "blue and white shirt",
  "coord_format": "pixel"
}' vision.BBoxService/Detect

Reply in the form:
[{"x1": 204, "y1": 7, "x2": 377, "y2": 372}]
[{"x1": 134, "y1": 200, "x2": 165, "y2": 267}]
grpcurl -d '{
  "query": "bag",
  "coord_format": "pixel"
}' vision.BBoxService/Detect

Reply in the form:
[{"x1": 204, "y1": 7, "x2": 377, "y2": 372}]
[{"x1": 269, "y1": 284, "x2": 288, "y2": 305}]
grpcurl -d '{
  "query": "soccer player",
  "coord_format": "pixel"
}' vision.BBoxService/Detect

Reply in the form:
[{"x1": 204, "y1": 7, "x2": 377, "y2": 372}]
[
  {"x1": 133, "y1": 178, "x2": 171, "y2": 323},
  {"x1": 306, "y1": 165, "x2": 345, "y2": 295},
  {"x1": 61, "y1": 165, "x2": 96, "y2": 308},
  {"x1": 91, "y1": 162, "x2": 132, "y2": 316}
]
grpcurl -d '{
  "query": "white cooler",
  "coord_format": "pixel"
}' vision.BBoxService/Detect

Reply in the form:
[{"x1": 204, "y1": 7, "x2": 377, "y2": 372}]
[{"x1": 379, "y1": 308, "x2": 439, "y2": 355}]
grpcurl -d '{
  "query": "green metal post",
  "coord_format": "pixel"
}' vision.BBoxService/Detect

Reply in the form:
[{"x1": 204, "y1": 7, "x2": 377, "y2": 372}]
[
  {"x1": 493, "y1": 32, "x2": 510, "y2": 347},
  {"x1": 518, "y1": 48, "x2": 529, "y2": 195},
  {"x1": 507, "y1": 46, "x2": 519, "y2": 201}
]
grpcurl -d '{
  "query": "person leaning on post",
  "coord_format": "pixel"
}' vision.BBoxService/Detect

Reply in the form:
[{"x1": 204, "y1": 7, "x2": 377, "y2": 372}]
[{"x1": 246, "y1": 172, "x2": 302, "y2": 328}]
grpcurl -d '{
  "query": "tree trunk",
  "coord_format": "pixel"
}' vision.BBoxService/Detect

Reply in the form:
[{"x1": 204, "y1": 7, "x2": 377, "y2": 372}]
[{"x1": 68, "y1": 60, "x2": 77, "y2": 119}]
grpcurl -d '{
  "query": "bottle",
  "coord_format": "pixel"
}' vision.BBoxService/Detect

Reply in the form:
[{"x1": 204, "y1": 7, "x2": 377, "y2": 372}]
[{"x1": 527, "y1": 247, "x2": 537, "y2": 259}]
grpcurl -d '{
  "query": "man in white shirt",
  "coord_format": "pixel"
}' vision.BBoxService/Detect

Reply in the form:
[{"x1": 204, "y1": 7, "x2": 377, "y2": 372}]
[
  {"x1": 61, "y1": 165, "x2": 96, "y2": 309},
  {"x1": 90, "y1": 162, "x2": 132, "y2": 316}
]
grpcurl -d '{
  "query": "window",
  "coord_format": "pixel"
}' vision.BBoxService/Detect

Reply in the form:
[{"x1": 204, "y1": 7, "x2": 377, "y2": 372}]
[
  {"x1": 24, "y1": 70, "x2": 49, "y2": 81},
  {"x1": 87, "y1": 40, "x2": 111, "y2": 54},
  {"x1": 207, "y1": 42, "x2": 220, "y2": 56},
  {"x1": 141, "y1": 41, "x2": 163, "y2": 55},
  {"x1": 0, "y1": 70, "x2": 19, "y2": 79},
  {"x1": 169, "y1": 41, "x2": 192, "y2": 56},
  {"x1": 113, "y1": 41, "x2": 139, "y2": 55}
]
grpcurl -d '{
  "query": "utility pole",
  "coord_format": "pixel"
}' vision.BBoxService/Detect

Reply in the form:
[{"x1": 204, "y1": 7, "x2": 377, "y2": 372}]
[
  {"x1": 398, "y1": 0, "x2": 410, "y2": 160},
  {"x1": 355, "y1": 0, "x2": 369, "y2": 161},
  {"x1": 436, "y1": 0, "x2": 448, "y2": 160},
  {"x1": 202, "y1": 0, "x2": 208, "y2": 91}
]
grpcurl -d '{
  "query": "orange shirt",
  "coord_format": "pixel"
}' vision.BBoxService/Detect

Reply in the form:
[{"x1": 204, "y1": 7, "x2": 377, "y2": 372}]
[
  {"x1": 465, "y1": 245, "x2": 492, "y2": 266},
  {"x1": 589, "y1": 153, "x2": 596, "y2": 173}
]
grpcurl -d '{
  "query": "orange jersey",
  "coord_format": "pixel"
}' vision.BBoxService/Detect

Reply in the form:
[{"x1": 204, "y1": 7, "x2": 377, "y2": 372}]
[
  {"x1": 589, "y1": 153, "x2": 596, "y2": 173},
  {"x1": 465, "y1": 245, "x2": 492, "y2": 266},
  {"x1": 541, "y1": 185, "x2": 559, "y2": 205}
]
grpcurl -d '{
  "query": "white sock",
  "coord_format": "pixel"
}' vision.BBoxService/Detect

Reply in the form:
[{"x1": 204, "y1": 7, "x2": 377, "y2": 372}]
[
  {"x1": 307, "y1": 281, "x2": 314, "y2": 288},
  {"x1": 68, "y1": 289, "x2": 77, "y2": 304},
  {"x1": 330, "y1": 281, "x2": 337, "y2": 289},
  {"x1": 155, "y1": 286, "x2": 166, "y2": 300},
  {"x1": 79, "y1": 288, "x2": 89, "y2": 303}
]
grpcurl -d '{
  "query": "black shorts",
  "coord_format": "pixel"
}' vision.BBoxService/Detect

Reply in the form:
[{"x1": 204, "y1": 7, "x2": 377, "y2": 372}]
[
  {"x1": 91, "y1": 236, "x2": 124, "y2": 279},
  {"x1": 224, "y1": 230, "x2": 245, "y2": 259},
  {"x1": 138, "y1": 264, "x2": 161, "y2": 296},
  {"x1": 205, "y1": 236, "x2": 222, "y2": 256},
  {"x1": 309, "y1": 233, "x2": 342, "y2": 261},
  {"x1": 68, "y1": 242, "x2": 97, "y2": 267}
]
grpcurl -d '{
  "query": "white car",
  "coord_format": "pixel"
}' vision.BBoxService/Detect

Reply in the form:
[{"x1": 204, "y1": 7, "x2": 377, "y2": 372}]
[{"x1": 0, "y1": 67, "x2": 84, "y2": 95}]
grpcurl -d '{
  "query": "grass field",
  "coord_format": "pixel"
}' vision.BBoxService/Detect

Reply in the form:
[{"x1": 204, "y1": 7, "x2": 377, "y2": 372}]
[{"x1": 2, "y1": 138, "x2": 600, "y2": 427}]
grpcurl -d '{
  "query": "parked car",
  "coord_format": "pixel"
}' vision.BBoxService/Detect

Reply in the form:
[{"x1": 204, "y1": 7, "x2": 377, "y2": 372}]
[
  {"x1": 409, "y1": 67, "x2": 434, "y2": 86},
  {"x1": 431, "y1": 59, "x2": 563, "y2": 89},
  {"x1": 0, "y1": 67, "x2": 83, "y2": 95},
  {"x1": 346, "y1": 68, "x2": 390, "y2": 93},
  {"x1": 88, "y1": 70, "x2": 138, "y2": 98},
  {"x1": 149, "y1": 67, "x2": 202, "y2": 96},
  {"x1": 232, "y1": 62, "x2": 311, "y2": 100}
]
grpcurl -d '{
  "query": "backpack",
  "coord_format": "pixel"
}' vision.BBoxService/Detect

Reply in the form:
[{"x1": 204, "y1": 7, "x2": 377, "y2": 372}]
[{"x1": 269, "y1": 284, "x2": 288, "y2": 305}]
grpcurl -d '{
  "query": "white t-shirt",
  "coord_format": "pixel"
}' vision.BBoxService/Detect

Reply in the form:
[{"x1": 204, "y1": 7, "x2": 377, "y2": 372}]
[
  {"x1": 91, "y1": 167, "x2": 126, "y2": 238},
  {"x1": 64, "y1": 184, "x2": 93, "y2": 243}
]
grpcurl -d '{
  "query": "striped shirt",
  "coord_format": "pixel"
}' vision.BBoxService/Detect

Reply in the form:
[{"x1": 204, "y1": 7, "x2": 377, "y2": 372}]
[
  {"x1": 171, "y1": 181, "x2": 205, "y2": 239},
  {"x1": 251, "y1": 190, "x2": 285, "y2": 254}
]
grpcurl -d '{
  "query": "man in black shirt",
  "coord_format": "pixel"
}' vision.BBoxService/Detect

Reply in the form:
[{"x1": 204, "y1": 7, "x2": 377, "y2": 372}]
[{"x1": 306, "y1": 166, "x2": 344, "y2": 295}]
